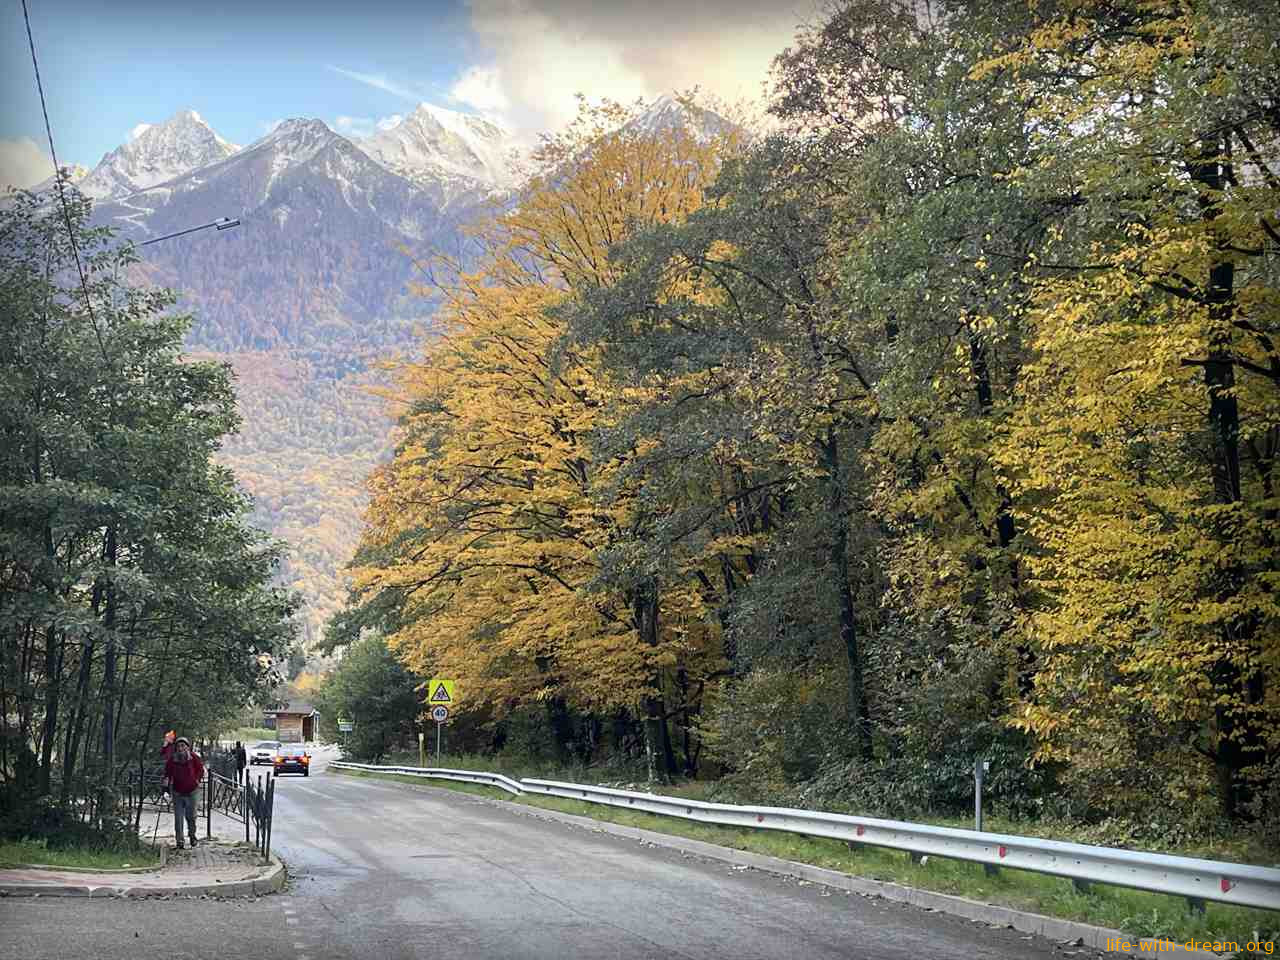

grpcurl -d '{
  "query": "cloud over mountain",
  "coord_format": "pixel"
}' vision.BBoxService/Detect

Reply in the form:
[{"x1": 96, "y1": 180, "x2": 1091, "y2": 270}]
[{"x1": 453, "y1": 0, "x2": 803, "y2": 132}]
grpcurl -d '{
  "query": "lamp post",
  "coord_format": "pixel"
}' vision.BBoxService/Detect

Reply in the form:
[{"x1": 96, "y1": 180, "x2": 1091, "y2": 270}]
[{"x1": 137, "y1": 216, "x2": 240, "y2": 247}]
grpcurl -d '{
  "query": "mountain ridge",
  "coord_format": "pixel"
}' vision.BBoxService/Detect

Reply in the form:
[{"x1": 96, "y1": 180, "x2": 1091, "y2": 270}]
[{"x1": 78, "y1": 109, "x2": 239, "y2": 200}]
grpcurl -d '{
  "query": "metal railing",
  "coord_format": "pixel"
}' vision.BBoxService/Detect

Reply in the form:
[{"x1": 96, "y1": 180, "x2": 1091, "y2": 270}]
[
  {"x1": 327, "y1": 761, "x2": 1280, "y2": 912},
  {"x1": 331, "y1": 761, "x2": 523, "y2": 796},
  {"x1": 243, "y1": 773, "x2": 275, "y2": 860}
]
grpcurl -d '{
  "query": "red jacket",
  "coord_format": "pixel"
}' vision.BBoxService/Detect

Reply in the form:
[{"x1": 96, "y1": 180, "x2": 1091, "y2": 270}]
[{"x1": 165, "y1": 753, "x2": 204, "y2": 795}]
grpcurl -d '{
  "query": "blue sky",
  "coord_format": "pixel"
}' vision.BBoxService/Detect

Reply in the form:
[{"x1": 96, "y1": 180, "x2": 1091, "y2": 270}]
[
  {"x1": 1, "y1": 0, "x2": 806, "y2": 188},
  {"x1": 2, "y1": 0, "x2": 475, "y2": 167}
]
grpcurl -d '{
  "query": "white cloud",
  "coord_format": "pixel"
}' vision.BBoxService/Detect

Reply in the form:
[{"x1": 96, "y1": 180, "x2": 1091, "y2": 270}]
[
  {"x1": 334, "y1": 115, "x2": 377, "y2": 139},
  {"x1": 0, "y1": 137, "x2": 55, "y2": 191},
  {"x1": 454, "y1": 0, "x2": 806, "y2": 134},
  {"x1": 327, "y1": 65, "x2": 423, "y2": 102},
  {"x1": 129, "y1": 122, "x2": 153, "y2": 142},
  {"x1": 449, "y1": 65, "x2": 510, "y2": 114}
]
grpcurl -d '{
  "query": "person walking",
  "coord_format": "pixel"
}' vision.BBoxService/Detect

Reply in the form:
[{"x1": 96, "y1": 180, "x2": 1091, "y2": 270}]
[
  {"x1": 164, "y1": 737, "x2": 204, "y2": 850},
  {"x1": 235, "y1": 740, "x2": 247, "y2": 783}
]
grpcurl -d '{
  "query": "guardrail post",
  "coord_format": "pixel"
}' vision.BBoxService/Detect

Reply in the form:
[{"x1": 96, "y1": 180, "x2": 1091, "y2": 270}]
[
  {"x1": 1073, "y1": 878, "x2": 1092, "y2": 895},
  {"x1": 1187, "y1": 896, "x2": 1206, "y2": 916},
  {"x1": 975, "y1": 759, "x2": 998, "y2": 878}
]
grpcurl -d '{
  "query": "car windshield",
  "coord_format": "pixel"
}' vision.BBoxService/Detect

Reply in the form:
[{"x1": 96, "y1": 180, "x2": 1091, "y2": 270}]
[
  {"x1": 280, "y1": 745, "x2": 307, "y2": 756},
  {"x1": 255, "y1": 742, "x2": 278, "y2": 750}
]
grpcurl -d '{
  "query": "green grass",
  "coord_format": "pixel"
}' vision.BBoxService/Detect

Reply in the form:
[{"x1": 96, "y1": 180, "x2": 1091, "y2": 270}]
[
  {"x1": 332, "y1": 766, "x2": 1278, "y2": 949},
  {"x1": 0, "y1": 839, "x2": 160, "y2": 871}
]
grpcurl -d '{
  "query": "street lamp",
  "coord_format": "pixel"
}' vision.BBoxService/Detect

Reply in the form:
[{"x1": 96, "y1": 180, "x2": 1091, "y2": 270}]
[{"x1": 137, "y1": 216, "x2": 240, "y2": 247}]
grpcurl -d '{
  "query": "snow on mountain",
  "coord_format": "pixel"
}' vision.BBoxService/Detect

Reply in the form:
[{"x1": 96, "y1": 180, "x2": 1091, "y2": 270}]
[
  {"x1": 624, "y1": 94, "x2": 738, "y2": 142},
  {"x1": 357, "y1": 102, "x2": 521, "y2": 205},
  {"x1": 79, "y1": 109, "x2": 239, "y2": 200}
]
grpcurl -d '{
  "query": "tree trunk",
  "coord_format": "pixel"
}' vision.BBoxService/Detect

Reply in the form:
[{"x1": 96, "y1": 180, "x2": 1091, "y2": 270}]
[
  {"x1": 100, "y1": 525, "x2": 118, "y2": 787},
  {"x1": 634, "y1": 585, "x2": 675, "y2": 782},
  {"x1": 544, "y1": 696, "x2": 574, "y2": 765},
  {"x1": 38, "y1": 624, "x2": 62, "y2": 796},
  {"x1": 1192, "y1": 137, "x2": 1267, "y2": 818},
  {"x1": 823, "y1": 430, "x2": 872, "y2": 761}
]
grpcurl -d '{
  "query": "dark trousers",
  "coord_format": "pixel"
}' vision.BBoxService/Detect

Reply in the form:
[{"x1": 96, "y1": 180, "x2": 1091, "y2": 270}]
[{"x1": 173, "y1": 790, "x2": 198, "y2": 845}]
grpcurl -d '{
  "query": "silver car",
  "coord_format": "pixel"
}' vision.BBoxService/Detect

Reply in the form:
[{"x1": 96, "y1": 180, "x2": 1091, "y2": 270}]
[{"x1": 250, "y1": 741, "x2": 279, "y2": 765}]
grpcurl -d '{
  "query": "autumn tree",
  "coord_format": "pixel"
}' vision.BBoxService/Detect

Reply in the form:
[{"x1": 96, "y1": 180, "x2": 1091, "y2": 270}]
[
  {"x1": 976, "y1": 0, "x2": 1280, "y2": 817},
  {"x1": 347, "y1": 99, "x2": 738, "y2": 778}
]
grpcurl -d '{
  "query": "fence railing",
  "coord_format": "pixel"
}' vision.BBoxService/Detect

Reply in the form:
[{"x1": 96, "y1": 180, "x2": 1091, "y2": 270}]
[
  {"x1": 328, "y1": 760, "x2": 1280, "y2": 913},
  {"x1": 245, "y1": 773, "x2": 275, "y2": 860},
  {"x1": 126, "y1": 764, "x2": 275, "y2": 860}
]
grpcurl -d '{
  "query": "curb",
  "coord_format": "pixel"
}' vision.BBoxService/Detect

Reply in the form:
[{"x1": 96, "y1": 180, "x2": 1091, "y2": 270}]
[
  {"x1": 331, "y1": 767, "x2": 1246, "y2": 959},
  {"x1": 0, "y1": 856, "x2": 285, "y2": 900},
  {"x1": 6, "y1": 861, "x2": 159, "y2": 875}
]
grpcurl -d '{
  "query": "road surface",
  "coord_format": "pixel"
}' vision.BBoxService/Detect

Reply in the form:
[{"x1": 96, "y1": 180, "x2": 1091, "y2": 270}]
[{"x1": 1, "y1": 752, "x2": 1070, "y2": 959}]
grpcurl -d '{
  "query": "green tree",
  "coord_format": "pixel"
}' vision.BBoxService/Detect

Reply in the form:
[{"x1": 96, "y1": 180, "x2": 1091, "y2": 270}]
[
  {"x1": 0, "y1": 181, "x2": 297, "y2": 839},
  {"x1": 314, "y1": 635, "x2": 422, "y2": 762}
]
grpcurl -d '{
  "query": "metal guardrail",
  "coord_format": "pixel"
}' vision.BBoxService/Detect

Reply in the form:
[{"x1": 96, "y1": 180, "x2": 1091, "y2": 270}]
[
  {"x1": 330, "y1": 761, "x2": 523, "y2": 796},
  {"x1": 327, "y1": 760, "x2": 1280, "y2": 912}
]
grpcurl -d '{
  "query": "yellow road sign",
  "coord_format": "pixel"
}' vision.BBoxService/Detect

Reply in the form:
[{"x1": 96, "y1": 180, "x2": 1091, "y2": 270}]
[{"x1": 427, "y1": 678, "x2": 455, "y2": 704}]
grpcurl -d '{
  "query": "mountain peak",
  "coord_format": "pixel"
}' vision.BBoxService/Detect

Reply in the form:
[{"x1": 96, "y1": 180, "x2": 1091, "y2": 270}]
[
  {"x1": 264, "y1": 117, "x2": 335, "y2": 139},
  {"x1": 357, "y1": 103, "x2": 520, "y2": 198},
  {"x1": 79, "y1": 108, "x2": 239, "y2": 199},
  {"x1": 627, "y1": 94, "x2": 735, "y2": 142}
]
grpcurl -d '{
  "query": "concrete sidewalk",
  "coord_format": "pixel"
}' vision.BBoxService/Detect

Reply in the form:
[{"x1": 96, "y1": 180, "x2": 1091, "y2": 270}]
[{"x1": 0, "y1": 839, "x2": 284, "y2": 899}]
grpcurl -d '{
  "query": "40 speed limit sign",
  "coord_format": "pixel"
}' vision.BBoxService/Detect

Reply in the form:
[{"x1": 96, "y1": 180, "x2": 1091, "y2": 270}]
[{"x1": 431, "y1": 705, "x2": 449, "y2": 723}]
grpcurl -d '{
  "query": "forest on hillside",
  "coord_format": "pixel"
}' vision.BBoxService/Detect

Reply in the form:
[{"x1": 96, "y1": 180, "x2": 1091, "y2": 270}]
[
  {"x1": 325, "y1": 0, "x2": 1279, "y2": 851},
  {"x1": 199, "y1": 349, "x2": 400, "y2": 646}
]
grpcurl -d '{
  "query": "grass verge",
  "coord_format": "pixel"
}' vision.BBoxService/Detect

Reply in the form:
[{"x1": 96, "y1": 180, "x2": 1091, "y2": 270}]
[
  {"x1": 332, "y1": 766, "x2": 1278, "y2": 949},
  {"x1": 0, "y1": 838, "x2": 160, "y2": 871}
]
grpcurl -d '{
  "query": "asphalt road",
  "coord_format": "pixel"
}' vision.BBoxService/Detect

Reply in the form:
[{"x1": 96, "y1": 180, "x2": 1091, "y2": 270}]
[{"x1": 1, "y1": 753, "x2": 1072, "y2": 960}]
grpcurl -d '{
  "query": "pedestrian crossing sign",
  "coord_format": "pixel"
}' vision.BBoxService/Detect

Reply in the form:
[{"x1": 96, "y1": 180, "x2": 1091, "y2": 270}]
[{"x1": 428, "y1": 679, "x2": 455, "y2": 704}]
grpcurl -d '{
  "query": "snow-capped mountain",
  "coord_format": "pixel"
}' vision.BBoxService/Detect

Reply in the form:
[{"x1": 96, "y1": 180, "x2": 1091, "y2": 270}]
[
  {"x1": 79, "y1": 109, "x2": 239, "y2": 200},
  {"x1": 625, "y1": 94, "x2": 736, "y2": 142},
  {"x1": 356, "y1": 103, "x2": 522, "y2": 206},
  {"x1": 91, "y1": 116, "x2": 473, "y2": 351}
]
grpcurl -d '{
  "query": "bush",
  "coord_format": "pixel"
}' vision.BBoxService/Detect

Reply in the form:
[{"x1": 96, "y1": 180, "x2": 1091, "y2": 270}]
[
  {"x1": 0, "y1": 789, "x2": 143, "y2": 853},
  {"x1": 698, "y1": 666, "x2": 851, "y2": 801}
]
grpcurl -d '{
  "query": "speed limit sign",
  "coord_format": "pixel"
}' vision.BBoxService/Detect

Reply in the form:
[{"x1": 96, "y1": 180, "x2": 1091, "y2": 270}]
[{"x1": 431, "y1": 705, "x2": 449, "y2": 723}]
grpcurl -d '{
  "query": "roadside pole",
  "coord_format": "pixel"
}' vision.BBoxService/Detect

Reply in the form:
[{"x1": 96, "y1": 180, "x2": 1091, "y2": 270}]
[
  {"x1": 418, "y1": 731, "x2": 425, "y2": 768},
  {"x1": 426, "y1": 679, "x2": 455, "y2": 765},
  {"x1": 975, "y1": 759, "x2": 997, "y2": 876}
]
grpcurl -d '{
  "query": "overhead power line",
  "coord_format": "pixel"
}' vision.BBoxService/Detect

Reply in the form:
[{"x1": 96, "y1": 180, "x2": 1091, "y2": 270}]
[{"x1": 21, "y1": 0, "x2": 106, "y2": 359}]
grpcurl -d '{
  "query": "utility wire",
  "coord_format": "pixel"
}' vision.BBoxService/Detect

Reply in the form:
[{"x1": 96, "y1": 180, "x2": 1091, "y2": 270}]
[{"x1": 21, "y1": 0, "x2": 107, "y2": 359}]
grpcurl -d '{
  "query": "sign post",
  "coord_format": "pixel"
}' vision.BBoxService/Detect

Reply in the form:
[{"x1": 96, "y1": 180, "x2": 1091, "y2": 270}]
[
  {"x1": 431, "y1": 705, "x2": 449, "y2": 761},
  {"x1": 427, "y1": 679, "x2": 456, "y2": 764},
  {"x1": 418, "y1": 731, "x2": 425, "y2": 768}
]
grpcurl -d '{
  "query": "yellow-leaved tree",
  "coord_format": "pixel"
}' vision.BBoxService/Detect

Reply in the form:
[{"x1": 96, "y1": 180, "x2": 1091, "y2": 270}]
[
  {"x1": 988, "y1": 0, "x2": 1280, "y2": 818},
  {"x1": 351, "y1": 97, "x2": 739, "y2": 776}
]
